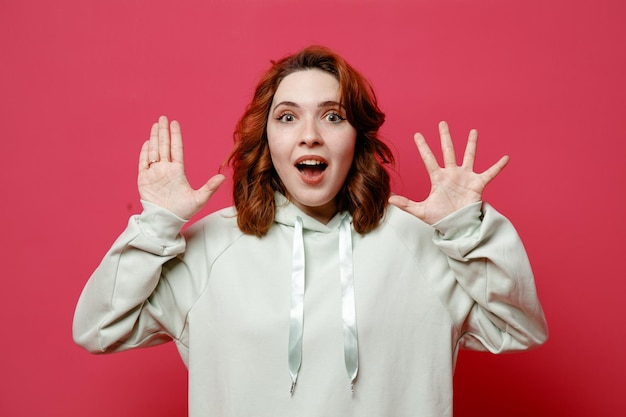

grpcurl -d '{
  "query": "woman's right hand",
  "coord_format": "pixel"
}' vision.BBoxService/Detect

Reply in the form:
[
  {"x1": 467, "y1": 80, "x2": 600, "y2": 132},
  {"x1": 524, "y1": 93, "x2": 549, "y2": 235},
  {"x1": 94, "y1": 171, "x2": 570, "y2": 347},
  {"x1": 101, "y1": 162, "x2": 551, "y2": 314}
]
[{"x1": 138, "y1": 115, "x2": 225, "y2": 220}]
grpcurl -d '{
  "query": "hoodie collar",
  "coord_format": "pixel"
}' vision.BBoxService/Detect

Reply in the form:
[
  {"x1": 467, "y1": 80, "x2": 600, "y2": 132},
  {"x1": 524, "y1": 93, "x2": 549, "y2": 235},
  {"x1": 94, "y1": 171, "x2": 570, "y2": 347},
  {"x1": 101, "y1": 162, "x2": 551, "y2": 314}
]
[{"x1": 273, "y1": 192, "x2": 350, "y2": 232}]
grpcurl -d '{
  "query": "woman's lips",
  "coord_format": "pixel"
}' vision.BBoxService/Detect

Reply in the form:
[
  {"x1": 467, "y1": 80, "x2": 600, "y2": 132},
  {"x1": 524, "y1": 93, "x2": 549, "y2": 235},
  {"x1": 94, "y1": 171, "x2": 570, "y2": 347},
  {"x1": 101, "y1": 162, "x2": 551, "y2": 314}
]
[{"x1": 295, "y1": 157, "x2": 328, "y2": 184}]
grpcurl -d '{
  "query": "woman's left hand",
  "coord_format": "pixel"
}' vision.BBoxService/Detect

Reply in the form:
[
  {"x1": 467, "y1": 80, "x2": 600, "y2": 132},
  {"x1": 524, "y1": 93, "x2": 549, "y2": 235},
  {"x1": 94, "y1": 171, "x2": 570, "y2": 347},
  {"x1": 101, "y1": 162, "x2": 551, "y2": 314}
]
[{"x1": 388, "y1": 121, "x2": 509, "y2": 225}]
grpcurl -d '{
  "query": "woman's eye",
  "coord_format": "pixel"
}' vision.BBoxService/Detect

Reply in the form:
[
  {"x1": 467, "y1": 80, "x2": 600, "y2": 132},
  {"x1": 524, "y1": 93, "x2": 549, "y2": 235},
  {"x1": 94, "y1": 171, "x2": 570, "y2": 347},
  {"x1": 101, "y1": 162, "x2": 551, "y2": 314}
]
[
  {"x1": 325, "y1": 112, "x2": 345, "y2": 123},
  {"x1": 277, "y1": 113, "x2": 295, "y2": 122}
]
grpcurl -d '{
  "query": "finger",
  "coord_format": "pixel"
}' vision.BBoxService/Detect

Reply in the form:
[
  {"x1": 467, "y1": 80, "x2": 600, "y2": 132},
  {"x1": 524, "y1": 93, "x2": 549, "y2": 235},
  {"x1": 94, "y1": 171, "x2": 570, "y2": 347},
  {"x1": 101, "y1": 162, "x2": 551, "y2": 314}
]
[
  {"x1": 170, "y1": 120, "x2": 184, "y2": 163},
  {"x1": 388, "y1": 194, "x2": 426, "y2": 220},
  {"x1": 139, "y1": 140, "x2": 150, "y2": 171},
  {"x1": 461, "y1": 129, "x2": 478, "y2": 169},
  {"x1": 158, "y1": 115, "x2": 171, "y2": 162},
  {"x1": 414, "y1": 132, "x2": 440, "y2": 174},
  {"x1": 480, "y1": 155, "x2": 510, "y2": 184},
  {"x1": 148, "y1": 122, "x2": 159, "y2": 163},
  {"x1": 439, "y1": 121, "x2": 457, "y2": 168},
  {"x1": 388, "y1": 194, "x2": 413, "y2": 211},
  {"x1": 201, "y1": 174, "x2": 226, "y2": 196},
  {"x1": 194, "y1": 174, "x2": 227, "y2": 214}
]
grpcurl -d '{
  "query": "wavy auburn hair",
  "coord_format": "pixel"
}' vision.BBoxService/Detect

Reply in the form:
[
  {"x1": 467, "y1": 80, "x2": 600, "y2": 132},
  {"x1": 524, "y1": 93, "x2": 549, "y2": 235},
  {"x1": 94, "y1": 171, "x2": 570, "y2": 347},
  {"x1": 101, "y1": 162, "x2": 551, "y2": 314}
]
[{"x1": 227, "y1": 45, "x2": 394, "y2": 237}]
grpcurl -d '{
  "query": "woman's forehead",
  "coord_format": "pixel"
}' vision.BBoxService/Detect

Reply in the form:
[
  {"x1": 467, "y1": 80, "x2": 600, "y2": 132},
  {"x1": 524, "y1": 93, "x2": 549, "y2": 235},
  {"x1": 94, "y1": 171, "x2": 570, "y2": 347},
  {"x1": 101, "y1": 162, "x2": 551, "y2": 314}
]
[{"x1": 272, "y1": 69, "x2": 341, "y2": 105}]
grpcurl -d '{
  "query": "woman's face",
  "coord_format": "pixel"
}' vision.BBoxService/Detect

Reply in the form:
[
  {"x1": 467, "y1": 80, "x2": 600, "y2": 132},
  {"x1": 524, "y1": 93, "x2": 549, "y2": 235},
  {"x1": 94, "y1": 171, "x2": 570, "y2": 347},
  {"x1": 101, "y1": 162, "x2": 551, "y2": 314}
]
[{"x1": 267, "y1": 69, "x2": 357, "y2": 224}]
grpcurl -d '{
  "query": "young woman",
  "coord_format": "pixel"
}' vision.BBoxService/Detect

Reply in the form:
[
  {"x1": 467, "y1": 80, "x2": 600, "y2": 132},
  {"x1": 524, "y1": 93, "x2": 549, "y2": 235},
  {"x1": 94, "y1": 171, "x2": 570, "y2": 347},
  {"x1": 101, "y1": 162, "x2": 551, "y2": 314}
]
[{"x1": 73, "y1": 46, "x2": 547, "y2": 417}]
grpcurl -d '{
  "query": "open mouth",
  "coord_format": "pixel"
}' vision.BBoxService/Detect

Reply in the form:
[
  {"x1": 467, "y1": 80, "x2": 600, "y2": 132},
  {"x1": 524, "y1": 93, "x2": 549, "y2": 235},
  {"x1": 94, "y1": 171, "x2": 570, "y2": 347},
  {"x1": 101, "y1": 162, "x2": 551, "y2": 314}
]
[{"x1": 296, "y1": 159, "x2": 328, "y2": 178}]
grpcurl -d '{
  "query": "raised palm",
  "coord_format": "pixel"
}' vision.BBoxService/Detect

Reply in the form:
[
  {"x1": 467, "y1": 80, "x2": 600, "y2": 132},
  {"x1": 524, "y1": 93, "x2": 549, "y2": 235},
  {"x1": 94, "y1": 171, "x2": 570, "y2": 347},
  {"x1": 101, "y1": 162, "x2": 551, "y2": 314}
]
[
  {"x1": 138, "y1": 116, "x2": 225, "y2": 220},
  {"x1": 389, "y1": 121, "x2": 509, "y2": 225}
]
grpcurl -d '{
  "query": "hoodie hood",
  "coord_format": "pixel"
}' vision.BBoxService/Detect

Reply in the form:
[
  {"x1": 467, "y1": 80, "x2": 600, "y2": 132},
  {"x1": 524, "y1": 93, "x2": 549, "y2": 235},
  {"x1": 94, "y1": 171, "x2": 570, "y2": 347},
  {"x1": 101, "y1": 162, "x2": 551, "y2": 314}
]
[{"x1": 273, "y1": 192, "x2": 349, "y2": 233}]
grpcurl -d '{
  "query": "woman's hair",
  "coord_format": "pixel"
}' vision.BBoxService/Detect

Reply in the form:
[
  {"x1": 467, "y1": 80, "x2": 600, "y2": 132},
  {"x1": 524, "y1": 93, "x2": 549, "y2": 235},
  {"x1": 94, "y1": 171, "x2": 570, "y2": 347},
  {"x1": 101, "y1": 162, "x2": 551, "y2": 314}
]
[{"x1": 227, "y1": 45, "x2": 394, "y2": 237}]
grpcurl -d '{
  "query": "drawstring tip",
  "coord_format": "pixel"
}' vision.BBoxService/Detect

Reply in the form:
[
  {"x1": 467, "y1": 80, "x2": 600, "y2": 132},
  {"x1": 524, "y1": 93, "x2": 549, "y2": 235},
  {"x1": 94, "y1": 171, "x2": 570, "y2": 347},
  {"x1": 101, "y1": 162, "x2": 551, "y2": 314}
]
[
  {"x1": 350, "y1": 381, "x2": 355, "y2": 393},
  {"x1": 290, "y1": 381, "x2": 296, "y2": 396}
]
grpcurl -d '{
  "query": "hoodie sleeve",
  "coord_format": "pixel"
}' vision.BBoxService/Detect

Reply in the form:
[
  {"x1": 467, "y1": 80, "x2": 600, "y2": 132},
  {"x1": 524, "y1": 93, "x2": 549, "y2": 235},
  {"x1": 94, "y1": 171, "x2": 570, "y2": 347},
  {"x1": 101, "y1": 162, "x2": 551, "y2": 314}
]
[
  {"x1": 72, "y1": 200, "x2": 205, "y2": 356},
  {"x1": 431, "y1": 201, "x2": 548, "y2": 352}
]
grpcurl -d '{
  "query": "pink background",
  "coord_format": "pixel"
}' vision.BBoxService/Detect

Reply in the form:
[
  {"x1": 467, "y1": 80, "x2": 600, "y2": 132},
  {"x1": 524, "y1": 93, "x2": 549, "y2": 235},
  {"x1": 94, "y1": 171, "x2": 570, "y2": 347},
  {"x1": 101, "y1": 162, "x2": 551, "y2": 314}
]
[{"x1": 2, "y1": 0, "x2": 625, "y2": 416}]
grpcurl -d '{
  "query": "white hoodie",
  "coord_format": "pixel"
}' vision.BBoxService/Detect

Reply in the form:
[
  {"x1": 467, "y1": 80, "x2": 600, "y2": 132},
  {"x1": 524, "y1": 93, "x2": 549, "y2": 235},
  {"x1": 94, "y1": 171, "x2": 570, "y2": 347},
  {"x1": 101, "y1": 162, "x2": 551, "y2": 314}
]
[{"x1": 73, "y1": 193, "x2": 547, "y2": 417}]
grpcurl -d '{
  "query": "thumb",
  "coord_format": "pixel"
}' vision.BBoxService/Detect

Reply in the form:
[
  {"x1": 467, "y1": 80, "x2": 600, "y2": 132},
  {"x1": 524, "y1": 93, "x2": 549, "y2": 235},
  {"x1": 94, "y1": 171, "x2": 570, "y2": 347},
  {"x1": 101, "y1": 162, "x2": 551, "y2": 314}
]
[
  {"x1": 179, "y1": 174, "x2": 227, "y2": 221},
  {"x1": 199, "y1": 174, "x2": 226, "y2": 199},
  {"x1": 388, "y1": 194, "x2": 426, "y2": 221}
]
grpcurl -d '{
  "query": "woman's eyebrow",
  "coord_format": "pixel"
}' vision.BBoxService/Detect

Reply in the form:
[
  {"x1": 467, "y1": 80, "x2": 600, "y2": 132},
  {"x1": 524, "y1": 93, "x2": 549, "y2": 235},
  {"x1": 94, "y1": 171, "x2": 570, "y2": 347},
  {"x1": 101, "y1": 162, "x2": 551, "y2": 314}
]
[
  {"x1": 272, "y1": 100, "x2": 345, "y2": 112},
  {"x1": 272, "y1": 101, "x2": 299, "y2": 112},
  {"x1": 318, "y1": 100, "x2": 345, "y2": 109}
]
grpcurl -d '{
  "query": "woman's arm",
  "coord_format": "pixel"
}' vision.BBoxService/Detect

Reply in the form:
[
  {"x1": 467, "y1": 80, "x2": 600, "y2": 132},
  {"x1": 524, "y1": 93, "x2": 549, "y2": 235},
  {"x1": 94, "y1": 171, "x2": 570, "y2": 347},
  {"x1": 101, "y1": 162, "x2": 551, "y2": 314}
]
[
  {"x1": 73, "y1": 116, "x2": 224, "y2": 354},
  {"x1": 390, "y1": 121, "x2": 547, "y2": 350},
  {"x1": 72, "y1": 202, "x2": 191, "y2": 353},
  {"x1": 432, "y1": 201, "x2": 548, "y2": 352}
]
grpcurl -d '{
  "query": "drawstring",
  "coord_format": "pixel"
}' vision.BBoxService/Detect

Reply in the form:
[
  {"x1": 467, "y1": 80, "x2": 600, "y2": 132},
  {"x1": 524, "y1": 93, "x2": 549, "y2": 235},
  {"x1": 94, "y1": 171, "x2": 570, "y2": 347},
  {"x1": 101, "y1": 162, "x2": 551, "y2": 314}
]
[
  {"x1": 339, "y1": 216, "x2": 359, "y2": 392},
  {"x1": 288, "y1": 215, "x2": 359, "y2": 395},
  {"x1": 288, "y1": 217, "x2": 305, "y2": 394}
]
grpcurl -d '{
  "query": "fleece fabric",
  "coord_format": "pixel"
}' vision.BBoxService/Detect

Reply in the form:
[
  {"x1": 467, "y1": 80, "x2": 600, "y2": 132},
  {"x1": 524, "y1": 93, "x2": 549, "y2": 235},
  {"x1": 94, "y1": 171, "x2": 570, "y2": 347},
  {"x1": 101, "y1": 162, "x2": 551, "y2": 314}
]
[{"x1": 73, "y1": 193, "x2": 547, "y2": 417}]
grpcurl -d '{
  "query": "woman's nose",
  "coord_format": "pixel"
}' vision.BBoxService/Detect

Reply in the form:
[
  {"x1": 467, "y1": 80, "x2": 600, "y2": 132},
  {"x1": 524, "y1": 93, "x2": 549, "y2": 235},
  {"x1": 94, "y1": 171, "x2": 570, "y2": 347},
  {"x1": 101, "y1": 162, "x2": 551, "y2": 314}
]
[{"x1": 299, "y1": 118, "x2": 323, "y2": 146}]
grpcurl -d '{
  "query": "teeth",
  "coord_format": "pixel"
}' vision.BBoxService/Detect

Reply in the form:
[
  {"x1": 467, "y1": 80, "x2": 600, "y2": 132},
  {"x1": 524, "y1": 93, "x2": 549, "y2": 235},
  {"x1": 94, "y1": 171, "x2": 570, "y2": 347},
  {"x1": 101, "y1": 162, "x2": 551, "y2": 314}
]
[{"x1": 298, "y1": 160, "x2": 323, "y2": 166}]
